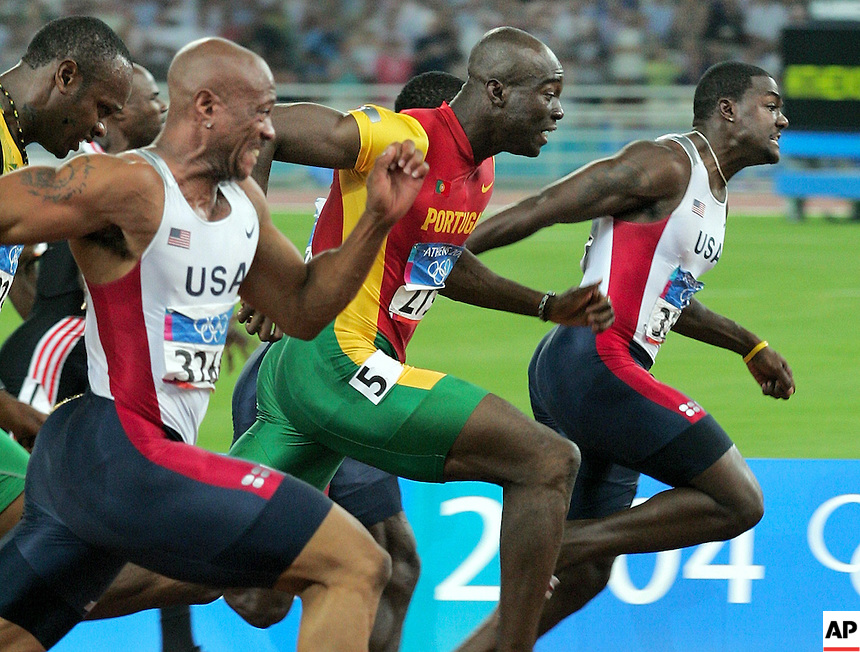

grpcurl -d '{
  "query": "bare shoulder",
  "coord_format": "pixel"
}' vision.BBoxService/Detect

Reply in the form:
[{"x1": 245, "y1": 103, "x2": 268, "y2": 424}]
[
  {"x1": 639, "y1": 138, "x2": 691, "y2": 188},
  {"x1": 595, "y1": 139, "x2": 689, "y2": 200},
  {"x1": 115, "y1": 151, "x2": 167, "y2": 189},
  {"x1": 619, "y1": 139, "x2": 689, "y2": 180}
]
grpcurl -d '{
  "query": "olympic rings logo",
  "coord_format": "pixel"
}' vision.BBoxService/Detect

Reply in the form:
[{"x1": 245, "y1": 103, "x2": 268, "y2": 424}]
[
  {"x1": 3, "y1": 244, "x2": 21, "y2": 273},
  {"x1": 427, "y1": 258, "x2": 453, "y2": 285},
  {"x1": 808, "y1": 494, "x2": 860, "y2": 594},
  {"x1": 193, "y1": 313, "x2": 230, "y2": 344}
]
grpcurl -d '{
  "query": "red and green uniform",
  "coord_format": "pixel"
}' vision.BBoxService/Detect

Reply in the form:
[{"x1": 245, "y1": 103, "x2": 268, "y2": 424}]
[{"x1": 230, "y1": 103, "x2": 493, "y2": 484}]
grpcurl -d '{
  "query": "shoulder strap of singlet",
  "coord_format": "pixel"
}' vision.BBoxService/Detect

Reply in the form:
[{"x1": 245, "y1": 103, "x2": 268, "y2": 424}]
[
  {"x1": 132, "y1": 148, "x2": 178, "y2": 189},
  {"x1": 662, "y1": 133, "x2": 701, "y2": 169}
]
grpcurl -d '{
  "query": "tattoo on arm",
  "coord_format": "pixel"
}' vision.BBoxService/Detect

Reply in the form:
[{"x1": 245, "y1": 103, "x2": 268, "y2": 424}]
[{"x1": 20, "y1": 158, "x2": 95, "y2": 204}]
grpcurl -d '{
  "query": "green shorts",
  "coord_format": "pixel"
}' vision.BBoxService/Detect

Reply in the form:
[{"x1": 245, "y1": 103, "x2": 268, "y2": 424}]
[
  {"x1": 0, "y1": 434, "x2": 28, "y2": 512},
  {"x1": 229, "y1": 325, "x2": 488, "y2": 488}
]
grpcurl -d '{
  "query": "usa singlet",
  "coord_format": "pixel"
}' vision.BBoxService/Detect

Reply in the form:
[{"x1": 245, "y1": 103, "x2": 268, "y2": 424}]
[
  {"x1": 581, "y1": 133, "x2": 727, "y2": 363},
  {"x1": 85, "y1": 149, "x2": 259, "y2": 443}
]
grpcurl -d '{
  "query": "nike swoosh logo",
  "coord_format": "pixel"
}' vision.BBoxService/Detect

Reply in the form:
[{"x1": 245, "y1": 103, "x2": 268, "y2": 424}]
[
  {"x1": 481, "y1": 182, "x2": 494, "y2": 193},
  {"x1": 245, "y1": 224, "x2": 256, "y2": 238}
]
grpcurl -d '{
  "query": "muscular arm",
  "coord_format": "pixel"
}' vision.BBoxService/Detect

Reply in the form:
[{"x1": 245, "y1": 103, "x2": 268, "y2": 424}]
[
  {"x1": 674, "y1": 298, "x2": 795, "y2": 399},
  {"x1": 251, "y1": 103, "x2": 360, "y2": 193},
  {"x1": 441, "y1": 250, "x2": 614, "y2": 331},
  {"x1": 275, "y1": 103, "x2": 361, "y2": 165},
  {"x1": 466, "y1": 140, "x2": 688, "y2": 254},
  {"x1": 240, "y1": 142, "x2": 429, "y2": 340},
  {"x1": 673, "y1": 298, "x2": 761, "y2": 355},
  {"x1": 0, "y1": 155, "x2": 159, "y2": 246}
]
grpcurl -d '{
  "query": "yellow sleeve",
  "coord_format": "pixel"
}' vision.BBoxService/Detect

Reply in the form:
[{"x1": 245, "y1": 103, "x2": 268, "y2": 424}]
[{"x1": 348, "y1": 105, "x2": 430, "y2": 174}]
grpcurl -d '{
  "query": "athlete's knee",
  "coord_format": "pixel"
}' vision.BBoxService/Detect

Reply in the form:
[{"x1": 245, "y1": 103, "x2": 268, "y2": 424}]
[
  {"x1": 728, "y1": 479, "x2": 764, "y2": 537},
  {"x1": 332, "y1": 524, "x2": 392, "y2": 601},
  {"x1": 382, "y1": 515, "x2": 420, "y2": 598},
  {"x1": 532, "y1": 429, "x2": 580, "y2": 492},
  {"x1": 360, "y1": 540, "x2": 392, "y2": 598},
  {"x1": 224, "y1": 588, "x2": 293, "y2": 628},
  {"x1": 551, "y1": 556, "x2": 615, "y2": 614}
]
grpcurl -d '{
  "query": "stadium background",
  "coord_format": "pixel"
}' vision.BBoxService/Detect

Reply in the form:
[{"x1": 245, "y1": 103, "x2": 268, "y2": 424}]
[{"x1": 2, "y1": 0, "x2": 859, "y2": 649}]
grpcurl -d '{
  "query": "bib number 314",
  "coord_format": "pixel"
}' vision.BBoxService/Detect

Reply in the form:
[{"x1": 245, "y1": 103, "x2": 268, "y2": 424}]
[{"x1": 349, "y1": 349, "x2": 403, "y2": 405}]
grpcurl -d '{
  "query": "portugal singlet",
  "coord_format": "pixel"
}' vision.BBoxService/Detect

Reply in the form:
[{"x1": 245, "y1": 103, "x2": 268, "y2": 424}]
[
  {"x1": 309, "y1": 102, "x2": 494, "y2": 362},
  {"x1": 0, "y1": 107, "x2": 26, "y2": 312},
  {"x1": 580, "y1": 134, "x2": 727, "y2": 363},
  {"x1": 85, "y1": 150, "x2": 259, "y2": 444}
]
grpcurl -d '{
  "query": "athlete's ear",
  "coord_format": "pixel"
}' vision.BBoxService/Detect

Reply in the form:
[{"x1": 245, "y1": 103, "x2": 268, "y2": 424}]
[
  {"x1": 193, "y1": 88, "x2": 219, "y2": 126},
  {"x1": 718, "y1": 97, "x2": 736, "y2": 124},
  {"x1": 486, "y1": 79, "x2": 506, "y2": 108},
  {"x1": 55, "y1": 60, "x2": 81, "y2": 95}
]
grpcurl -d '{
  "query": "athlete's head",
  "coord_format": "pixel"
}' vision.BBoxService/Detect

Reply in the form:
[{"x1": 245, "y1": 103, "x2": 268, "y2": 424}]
[
  {"x1": 693, "y1": 62, "x2": 772, "y2": 123},
  {"x1": 394, "y1": 71, "x2": 464, "y2": 113},
  {"x1": 693, "y1": 61, "x2": 788, "y2": 165},
  {"x1": 456, "y1": 27, "x2": 563, "y2": 160},
  {"x1": 100, "y1": 64, "x2": 167, "y2": 152},
  {"x1": 18, "y1": 16, "x2": 133, "y2": 157},
  {"x1": 163, "y1": 37, "x2": 276, "y2": 181}
]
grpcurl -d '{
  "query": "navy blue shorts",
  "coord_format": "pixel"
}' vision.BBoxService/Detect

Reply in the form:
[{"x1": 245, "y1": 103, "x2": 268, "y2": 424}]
[
  {"x1": 0, "y1": 392, "x2": 332, "y2": 648},
  {"x1": 232, "y1": 343, "x2": 403, "y2": 528},
  {"x1": 529, "y1": 326, "x2": 733, "y2": 520}
]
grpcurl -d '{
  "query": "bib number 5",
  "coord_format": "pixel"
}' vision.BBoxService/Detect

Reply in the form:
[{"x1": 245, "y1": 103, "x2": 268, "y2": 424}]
[{"x1": 349, "y1": 349, "x2": 403, "y2": 405}]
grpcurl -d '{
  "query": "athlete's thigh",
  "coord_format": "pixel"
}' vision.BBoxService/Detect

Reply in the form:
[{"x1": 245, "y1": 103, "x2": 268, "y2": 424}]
[
  {"x1": 566, "y1": 454, "x2": 639, "y2": 520},
  {"x1": 531, "y1": 325, "x2": 731, "y2": 486},
  {"x1": 273, "y1": 499, "x2": 384, "y2": 596},
  {"x1": 267, "y1": 331, "x2": 487, "y2": 483},
  {"x1": 230, "y1": 417, "x2": 345, "y2": 492},
  {"x1": 29, "y1": 392, "x2": 335, "y2": 590},
  {"x1": 0, "y1": 501, "x2": 126, "y2": 649},
  {"x1": 328, "y1": 457, "x2": 403, "y2": 528}
]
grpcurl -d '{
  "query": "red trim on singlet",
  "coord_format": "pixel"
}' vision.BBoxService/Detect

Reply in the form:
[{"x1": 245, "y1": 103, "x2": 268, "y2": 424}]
[
  {"x1": 604, "y1": 218, "x2": 668, "y2": 342},
  {"x1": 87, "y1": 263, "x2": 282, "y2": 499},
  {"x1": 595, "y1": 217, "x2": 706, "y2": 424},
  {"x1": 37, "y1": 316, "x2": 85, "y2": 403},
  {"x1": 311, "y1": 172, "x2": 345, "y2": 255}
]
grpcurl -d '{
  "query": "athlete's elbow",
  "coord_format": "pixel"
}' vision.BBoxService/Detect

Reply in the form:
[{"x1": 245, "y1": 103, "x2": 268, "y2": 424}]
[
  {"x1": 280, "y1": 309, "x2": 336, "y2": 341},
  {"x1": 284, "y1": 319, "x2": 327, "y2": 341}
]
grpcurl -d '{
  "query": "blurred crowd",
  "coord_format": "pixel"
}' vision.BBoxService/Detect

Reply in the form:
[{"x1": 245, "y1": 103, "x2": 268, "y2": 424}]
[{"x1": 0, "y1": 0, "x2": 811, "y2": 84}]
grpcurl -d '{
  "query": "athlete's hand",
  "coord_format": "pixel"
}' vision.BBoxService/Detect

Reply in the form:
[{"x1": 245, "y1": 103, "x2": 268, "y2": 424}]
[
  {"x1": 0, "y1": 390, "x2": 47, "y2": 451},
  {"x1": 546, "y1": 282, "x2": 614, "y2": 333},
  {"x1": 237, "y1": 302, "x2": 283, "y2": 342},
  {"x1": 364, "y1": 140, "x2": 429, "y2": 229},
  {"x1": 746, "y1": 346, "x2": 795, "y2": 399}
]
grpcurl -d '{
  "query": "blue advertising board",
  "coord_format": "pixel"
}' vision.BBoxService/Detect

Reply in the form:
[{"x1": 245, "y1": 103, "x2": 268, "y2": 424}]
[{"x1": 54, "y1": 459, "x2": 860, "y2": 651}]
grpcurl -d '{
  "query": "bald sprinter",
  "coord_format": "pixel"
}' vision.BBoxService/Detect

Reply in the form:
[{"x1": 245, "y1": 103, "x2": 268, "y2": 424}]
[{"x1": 0, "y1": 37, "x2": 429, "y2": 652}]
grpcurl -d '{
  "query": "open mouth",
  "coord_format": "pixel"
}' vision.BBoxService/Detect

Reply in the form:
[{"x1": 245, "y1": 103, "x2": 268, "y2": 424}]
[{"x1": 539, "y1": 126, "x2": 557, "y2": 144}]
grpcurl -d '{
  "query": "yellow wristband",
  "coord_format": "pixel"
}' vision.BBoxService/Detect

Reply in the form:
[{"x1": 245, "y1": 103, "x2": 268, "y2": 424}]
[{"x1": 743, "y1": 340, "x2": 768, "y2": 363}]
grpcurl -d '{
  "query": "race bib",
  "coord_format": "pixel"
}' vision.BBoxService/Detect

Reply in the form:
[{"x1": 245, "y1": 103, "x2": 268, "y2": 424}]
[
  {"x1": 645, "y1": 266, "x2": 704, "y2": 344},
  {"x1": 390, "y1": 287, "x2": 438, "y2": 322},
  {"x1": 389, "y1": 243, "x2": 462, "y2": 323},
  {"x1": 0, "y1": 245, "x2": 23, "y2": 311},
  {"x1": 163, "y1": 303, "x2": 233, "y2": 389},
  {"x1": 349, "y1": 349, "x2": 403, "y2": 405}
]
